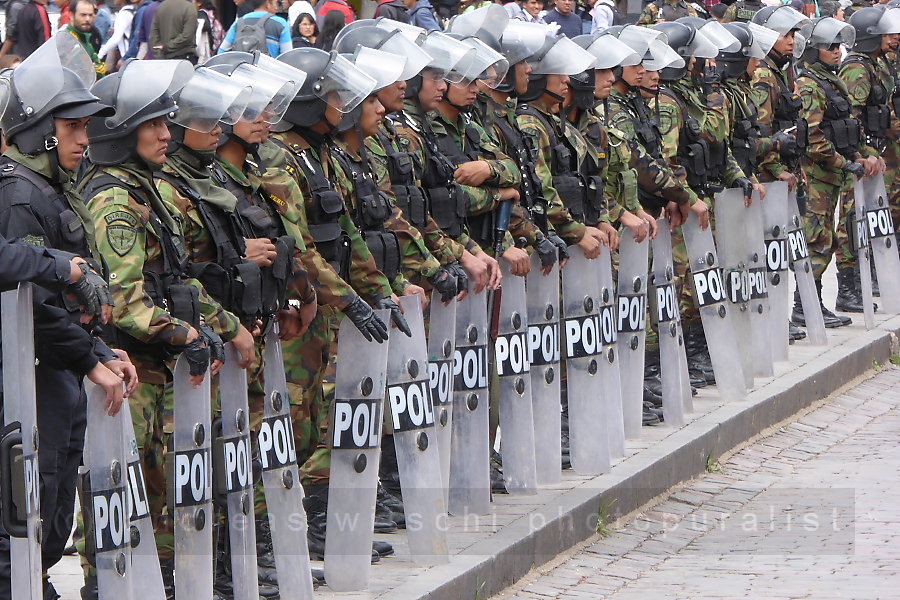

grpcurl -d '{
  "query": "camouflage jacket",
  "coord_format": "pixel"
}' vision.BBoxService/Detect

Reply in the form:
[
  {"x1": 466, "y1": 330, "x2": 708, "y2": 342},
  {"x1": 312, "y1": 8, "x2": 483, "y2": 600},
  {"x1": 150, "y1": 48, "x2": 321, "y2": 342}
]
[
  {"x1": 797, "y1": 61, "x2": 859, "y2": 188},
  {"x1": 265, "y1": 132, "x2": 394, "y2": 307},
  {"x1": 721, "y1": 77, "x2": 775, "y2": 179},
  {"x1": 704, "y1": 81, "x2": 752, "y2": 186},
  {"x1": 839, "y1": 51, "x2": 895, "y2": 155},
  {"x1": 749, "y1": 57, "x2": 795, "y2": 179},
  {"x1": 368, "y1": 115, "x2": 467, "y2": 264},
  {"x1": 515, "y1": 100, "x2": 587, "y2": 244},
  {"x1": 82, "y1": 163, "x2": 241, "y2": 367},
  {"x1": 636, "y1": 0, "x2": 698, "y2": 25},
  {"x1": 569, "y1": 108, "x2": 621, "y2": 221}
]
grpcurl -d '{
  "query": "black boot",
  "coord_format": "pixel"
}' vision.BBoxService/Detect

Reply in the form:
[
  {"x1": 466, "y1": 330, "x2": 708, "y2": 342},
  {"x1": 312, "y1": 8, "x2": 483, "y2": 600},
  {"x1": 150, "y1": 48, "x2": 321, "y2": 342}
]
[
  {"x1": 835, "y1": 267, "x2": 864, "y2": 312},
  {"x1": 490, "y1": 449, "x2": 508, "y2": 493},
  {"x1": 643, "y1": 347, "x2": 663, "y2": 399},
  {"x1": 376, "y1": 480, "x2": 404, "y2": 529},
  {"x1": 791, "y1": 289, "x2": 805, "y2": 326},
  {"x1": 817, "y1": 279, "x2": 851, "y2": 327},
  {"x1": 642, "y1": 402, "x2": 661, "y2": 426},
  {"x1": 871, "y1": 260, "x2": 880, "y2": 296},
  {"x1": 303, "y1": 484, "x2": 383, "y2": 563},
  {"x1": 379, "y1": 438, "x2": 403, "y2": 499},
  {"x1": 560, "y1": 390, "x2": 570, "y2": 470},
  {"x1": 684, "y1": 323, "x2": 715, "y2": 385},
  {"x1": 788, "y1": 321, "x2": 806, "y2": 341},
  {"x1": 160, "y1": 558, "x2": 176, "y2": 600},
  {"x1": 253, "y1": 520, "x2": 285, "y2": 592}
]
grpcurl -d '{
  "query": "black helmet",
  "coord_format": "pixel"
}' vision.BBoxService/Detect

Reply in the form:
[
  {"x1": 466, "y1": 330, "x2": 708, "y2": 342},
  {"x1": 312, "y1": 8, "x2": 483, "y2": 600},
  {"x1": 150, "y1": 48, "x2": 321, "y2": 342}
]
[
  {"x1": 719, "y1": 22, "x2": 754, "y2": 78},
  {"x1": 2, "y1": 35, "x2": 111, "y2": 155},
  {"x1": 652, "y1": 22, "x2": 696, "y2": 81},
  {"x1": 751, "y1": 5, "x2": 809, "y2": 36},
  {"x1": 848, "y1": 5, "x2": 900, "y2": 53},
  {"x1": 87, "y1": 59, "x2": 193, "y2": 165}
]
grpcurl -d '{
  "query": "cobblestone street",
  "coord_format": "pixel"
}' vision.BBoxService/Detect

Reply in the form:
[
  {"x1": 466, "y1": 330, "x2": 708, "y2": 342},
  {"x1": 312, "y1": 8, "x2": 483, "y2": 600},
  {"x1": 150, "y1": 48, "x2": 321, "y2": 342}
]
[{"x1": 494, "y1": 368, "x2": 900, "y2": 600}]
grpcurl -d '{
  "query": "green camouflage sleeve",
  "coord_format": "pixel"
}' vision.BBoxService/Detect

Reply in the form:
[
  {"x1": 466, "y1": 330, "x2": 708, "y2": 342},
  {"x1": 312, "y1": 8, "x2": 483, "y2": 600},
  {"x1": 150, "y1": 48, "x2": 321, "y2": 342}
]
[
  {"x1": 799, "y1": 78, "x2": 849, "y2": 172},
  {"x1": 636, "y1": 3, "x2": 659, "y2": 25},
  {"x1": 750, "y1": 67, "x2": 786, "y2": 178},
  {"x1": 631, "y1": 101, "x2": 698, "y2": 206},
  {"x1": 705, "y1": 88, "x2": 749, "y2": 185},
  {"x1": 472, "y1": 120, "x2": 521, "y2": 188},
  {"x1": 605, "y1": 128, "x2": 641, "y2": 213},
  {"x1": 839, "y1": 61, "x2": 880, "y2": 158}
]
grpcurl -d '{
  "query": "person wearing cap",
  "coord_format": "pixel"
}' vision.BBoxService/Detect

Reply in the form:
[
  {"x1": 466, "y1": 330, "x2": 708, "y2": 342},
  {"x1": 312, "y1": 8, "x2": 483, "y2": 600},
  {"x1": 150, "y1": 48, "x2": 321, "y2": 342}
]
[
  {"x1": 793, "y1": 16, "x2": 877, "y2": 328},
  {"x1": 834, "y1": 4, "x2": 897, "y2": 310},
  {"x1": 0, "y1": 36, "x2": 136, "y2": 600},
  {"x1": 637, "y1": 0, "x2": 700, "y2": 25},
  {"x1": 78, "y1": 58, "x2": 243, "y2": 590}
]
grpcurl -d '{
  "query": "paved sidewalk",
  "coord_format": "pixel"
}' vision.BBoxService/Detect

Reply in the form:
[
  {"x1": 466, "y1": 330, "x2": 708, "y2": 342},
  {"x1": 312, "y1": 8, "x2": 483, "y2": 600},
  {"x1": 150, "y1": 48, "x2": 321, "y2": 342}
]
[{"x1": 494, "y1": 368, "x2": 900, "y2": 600}]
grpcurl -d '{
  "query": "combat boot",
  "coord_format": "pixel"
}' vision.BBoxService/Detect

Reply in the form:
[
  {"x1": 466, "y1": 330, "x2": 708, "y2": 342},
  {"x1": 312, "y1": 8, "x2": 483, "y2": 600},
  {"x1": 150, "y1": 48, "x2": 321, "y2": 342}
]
[
  {"x1": 378, "y1": 438, "x2": 403, "y2": 499},
  {"x1": 788, "y1": 321, "x2": 806, "y2": 341},
  {"x1": 684, "y1": 323, "x2": 715, "y2": 385},
  {"x1": 817, "y1": 281, "x2": 851, "y2": 327},
  {"x1": 835, "y1": 267, "x2": 864, "y2": 312},
  {"x1": 871, "y1": 260, "x2": 880, "y2": 296},
  {"x1": 792, "y1": 288, "x2": 848, "y2": 328},
  {"x1": 303, "y1": 484, "x2": 385, "y2": 563}
]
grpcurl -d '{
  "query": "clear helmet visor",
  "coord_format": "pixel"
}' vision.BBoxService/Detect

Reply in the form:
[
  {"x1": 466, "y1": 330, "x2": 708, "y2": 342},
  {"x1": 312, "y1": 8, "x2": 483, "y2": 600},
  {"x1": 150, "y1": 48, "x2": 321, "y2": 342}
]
[
  {"x1": 500, "y1": 20, "x2": 548, "y2": 64},
  {"x1": 314, "y1": 52, "x2": 377, "y2": 113},
  {"x1": 801, "y1": 17, "x2": 856, "y2": 49},
  {"x1": 616, "y1": 24, "x2": 665, "y2": 57},
  {"x1": 226, "y1": 63, "x2": 295, "y2": 123},
  {"x1": 106, "y1": 59, "x2": 193, "y2": 128},
  {"x1": 12, "y1": 33, "x2": 96, "y2": 117},
  {"x1": 378, "y1": 30, "x2": 434, "y2": 80},
  {"x1": 755, "y1": 5, "x2": 809, "y2": 36},
  {"x1": 698, "y1": 20, "x2": 742, "y2": 53},
  {"x1": 644, "y1": 38, "x2": 686, "y2": 71},
  {"x1": 747, "y1": 22, "x2": 780, "y2": 59},
  {"x1": 376, "y1": 18, "x2": 428, "y2": 44},
  {"x1": 872, "y1": 6, "x2": 900, "y2": 34},
  {"x1": 447, "y1": 3, "x2": 508, "y2": 47},
  {"x1": 793, "y1": 32, "x2": 807, "y2": 58},
  {"x1": 350, "y1": 46, "x2": 406, "y2": 92},
  {"x1": 170, "y1": 68, "x2": 250, "y2": 133},
  {"x1": 420, "y1": 31, "x2": 477, "y2": 83},
  {"x1": 585, "y1": 34, "x2": 642, "y2": 69},
  {"x1": 253, "y1": 52, "x2": 308, "y2": 100},
  {"x1": 453, "y1": 37, "x2": 509, "y2": 88},
  {"x1": 528, "y1": 35, "x2": 596, "y2": 75}
]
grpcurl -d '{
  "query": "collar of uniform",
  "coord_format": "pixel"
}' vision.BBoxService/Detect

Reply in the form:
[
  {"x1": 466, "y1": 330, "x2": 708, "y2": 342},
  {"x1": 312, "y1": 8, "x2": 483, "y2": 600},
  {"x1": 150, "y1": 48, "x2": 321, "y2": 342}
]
[
  {"x1": 403, "y1": 100, "x2": 426, "y2": 122},
  {"x1": 429, "y1": 109, "x2": 457, "y2": 138},
  {"x1": 806, "y1": 60, "x2": 850, "y2": 94},
  {"x1": 331, "y1": 137, "x2": 364, "y2": 162},
  {"x1": 216, "y1": 156, "x2": 253, "y2": 189}
]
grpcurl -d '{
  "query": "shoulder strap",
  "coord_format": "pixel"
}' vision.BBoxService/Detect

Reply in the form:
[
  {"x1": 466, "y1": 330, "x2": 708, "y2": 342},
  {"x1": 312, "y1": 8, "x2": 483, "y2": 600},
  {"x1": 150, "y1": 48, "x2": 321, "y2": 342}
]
[{"x1": 0, "y1": 161, "x2": 59, "y2": 204}]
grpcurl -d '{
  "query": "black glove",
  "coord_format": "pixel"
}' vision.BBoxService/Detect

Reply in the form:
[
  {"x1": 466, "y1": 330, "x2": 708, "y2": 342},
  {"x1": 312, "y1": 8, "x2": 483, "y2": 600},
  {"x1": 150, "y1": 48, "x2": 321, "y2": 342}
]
[
  {"x1": 734, "y1": 177, "x2": 754, "y2": 198},
  {"x1": 843, "y1": 161, "x2": 865, "y2": 179},
  {"x1": 182, "y1": 336, "x2": 211, "y2": 377},
  {"x1": 68, "y1": 262, "x2": 113, "y2": 321},
  {"x1": 446, "y1": 260, "x2": 469, "y2": 292},
  {"x1": 533, "y1": 232, "x2": 558, "y2": 267},
  {"x1": 343, "y1": 296, "x2": 389, "y2": 343},
  {"x1": 547, "y1": 230, "x2": 570, "y2": 262},
  {"x1": 198, "y1": 323, "x2": 224, "y2": 364},
  {"x1": 774, "y1": 130, "x2": 799, "y2": 159},
  {"x1": 375, "y1": 297, "x2": 412, "y2": 337},
  {"x1": 428, "y1": 267, "x2": 458, "y2": 303}
]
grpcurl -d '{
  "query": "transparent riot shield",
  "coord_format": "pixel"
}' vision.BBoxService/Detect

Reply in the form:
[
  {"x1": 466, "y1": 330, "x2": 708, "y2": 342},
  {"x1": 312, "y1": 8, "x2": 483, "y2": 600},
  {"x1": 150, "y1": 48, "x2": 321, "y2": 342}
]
[
  {"x1": 260, "y1": 330, "x2": 314, "y2": 598},
  {"x1": 650, "y1": 220, "x2": 687, "y2": 428},
  {"x1": 526, "y1": 255, "x2": 561, "y2": 485},
  {"x1": 714, "y1": 189, "x2": 755, "y2": 389},
  {"x1": 616, "y1": 229, "x2": 650, "y2": 439},
  {"x1": 495, "y1": 263, "x2": 537, "y2": 494},
  {"x1": 860, "y1": 172, "x2": 900, "y2": 313},
  {"x1": 216, "y1": 344, "x2": 259, "y2": 600},
  {"x1": 597, "y1": 248, "x2": 626, "y2": 458},
  {"x1": 84, "y1": 383, "x2": 132, "y2": 600},
  {"x1": 562, "y1": 247, "x2": 610, "y2": 475},
  {"x1": 761, "y1": 181, "x2": 791, "y2": 362},
  {"x1": 675, "y1": 319, "x2": 693, "y2": 414},
  {"x1": 682, "y1": 212, "x2": 747, "y2": 401},
  {"x1": 746, "y1": 193, "x2": 774, "y2": 378},
  {"x1": 170, "y1": 354, "x2": 213, "y2": 600},
  {"x1": 122, "y1": 408, "x2": 165, "y2": 599},
  {"x1": 0, "y1": 285, "x2": 42, "y2": 600},
  {"x1": 386, "y1": 296, "x2": 449, "y2": 564},
  {"x1": 325, "y1": 312, "x2": 389, "y2": 591},
  {"x1": 449, "y1": 292, "x2": 491, "y2": 516},
  {"x1": 787, "y1": 190, "x2": 827, "y2": 345},
  {"x1": 426, "y1": 292, "x2": 457, "y2": 507},
  {"x1": 852, "y1": 177, "x2": 876, "y2": 329}
]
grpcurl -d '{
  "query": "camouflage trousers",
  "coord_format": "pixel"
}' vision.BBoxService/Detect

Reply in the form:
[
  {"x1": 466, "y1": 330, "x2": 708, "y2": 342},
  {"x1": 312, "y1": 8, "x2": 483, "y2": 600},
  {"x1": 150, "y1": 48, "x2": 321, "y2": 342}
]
[
  {"x1": 283, "y1": 305, "x2": 341, "y2": 487},
  {"x1": 803, "y1": 177, "x2": 845, "y2": 280}
]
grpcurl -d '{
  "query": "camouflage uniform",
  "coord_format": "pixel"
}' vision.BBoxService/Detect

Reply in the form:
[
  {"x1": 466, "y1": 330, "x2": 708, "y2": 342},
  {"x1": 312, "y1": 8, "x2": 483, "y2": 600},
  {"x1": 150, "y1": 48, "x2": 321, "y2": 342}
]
[
  {"x1": 723, "y1": 0, "x2": 765, "y2": 23},
  {"x1": 750, "y1": 56, "x2": 801, "y2": 183},
  {"x1": 636, "y1": 0, "x2": 698, "y2": 26},
  {"x1": 721, "y1": 77, "x2": 777, "y2": 181},
  {"x1": 82, "y1": 162, "x2": 242, "y2": 559},
  {"x1": 797, "y1": 60, "x2": 862, "y2": 280}
]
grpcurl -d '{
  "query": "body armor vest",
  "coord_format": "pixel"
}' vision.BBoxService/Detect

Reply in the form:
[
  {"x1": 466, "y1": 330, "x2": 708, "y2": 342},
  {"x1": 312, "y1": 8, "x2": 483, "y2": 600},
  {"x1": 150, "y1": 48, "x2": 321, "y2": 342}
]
[
  {"x1": 492, "y1": 111, "x2": 549, "y2": 233},
  {"x1": 378, "y1": 120, "x2": 430, "y2": 228},
  {"x1": 725, "y1": 83, "x2": 762, "y2": 178},
  {"x1": 659, "y1": 87, "x2": 712, "y2": 194},
  {"x1": 843, "y1": 55, "x2": 891, "y2": 151},
  {"x1": 802, "y1": 70, "x2": 862, "y2": 159},
  {"x1": 417, "y1": 116, "x2": 468, "y2": 239}
]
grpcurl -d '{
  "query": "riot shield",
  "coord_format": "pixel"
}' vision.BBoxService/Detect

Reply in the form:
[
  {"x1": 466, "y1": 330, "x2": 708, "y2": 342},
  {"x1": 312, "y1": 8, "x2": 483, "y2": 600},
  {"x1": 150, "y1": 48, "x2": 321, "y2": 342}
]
[
  {"x1": 325, "y1": 312, "x2": 389, "y2": 591},
  {"x1": 448, "y1": 291, "x2": 491, "y2": 516},
  {"x1": 260, "y1": 330, "x2": 315, "y2": 598},
  {"x1": 170, "y1": 354, "x2": 213, "y2": 600},
  {"x1": 562, "y1": 247, "x2": 610, "y2": 476},
  {"x1": 426, "y1": 292, "x2": 457, "y2": 507},
  {"x1": 761, "y1": 181, "x2": 791, "y2": 363},
  {"x1": 0, "y1": 284, "x2": 43, "y2": 600},
  {"x1": 597, "y1": 248, "x2": 626, "y2": 458},
  {"x1": 860, "y1": 172, "x2": 900, "y2": 313},
  {"x1": 787, "y1": 190, "x2": 827, "y2": 345},
  {"x1": 495, "y1": 263, "x2": 537, "y2": 494},
  {"x1": 650, "y1": 220, "x2": 687, "y2": 428},
  {"x1": 616, "y1": 229, "x2": 650, "y2": 439},
  {"x1": 746, "y1": 193, "x2": 774, "y2": 378},
  {"x1": 714, "y1": 189, "x2": 755, "y2": 389},
  {"x1": 216, "y1": 344, "x2": 259, "y2": 600},
  {"x1": 852, "y1": 178, "x2": 876, "y2": 329},
  {"x1": 682, "y1": 212, "x2": 747, "y2": 401},
  {"x1": 122, "y1": 408, "x2": 165, "y2": 599},
  {"x1": 84, "y1": 383, "x2": 132, "y2": 600},
  {"x1": 526, "y1": 255, "x2": 561, "y2": 485},
  {"x1": 386, "y1": 296, "x2": 449, "y2": 564},
  {"x1": 675, "y1": 319, "x2": 693, "y2": 414}
]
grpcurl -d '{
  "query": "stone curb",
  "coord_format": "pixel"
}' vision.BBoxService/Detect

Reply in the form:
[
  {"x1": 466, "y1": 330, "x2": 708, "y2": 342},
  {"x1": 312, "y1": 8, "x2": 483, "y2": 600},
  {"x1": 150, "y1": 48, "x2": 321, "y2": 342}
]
[{"x1": 381, "y1": 317, "x2": 900, "y2": 600}]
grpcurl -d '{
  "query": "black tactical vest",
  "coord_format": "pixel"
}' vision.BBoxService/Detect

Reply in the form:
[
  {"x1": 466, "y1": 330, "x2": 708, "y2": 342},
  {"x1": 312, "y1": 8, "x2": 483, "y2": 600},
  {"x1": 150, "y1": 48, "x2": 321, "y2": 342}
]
[
  {"x1": 492, "y1": 112, "x2": 549, "y2": 233},
  {"x1": 802, "y1": 70, "x2": 862, "y2": 159},
  {"x1": 842, "y1": 54, "x2": 891, "y2": 150},
  {"x1": 378, "y1": 119, "x2": 430, "y2": 229},
  {"x1": 725, "y1": 83, "x2": 762, "y2": 178},
  {"x1": 659, "y1": 87, "x2": 711, "y2": 194}
]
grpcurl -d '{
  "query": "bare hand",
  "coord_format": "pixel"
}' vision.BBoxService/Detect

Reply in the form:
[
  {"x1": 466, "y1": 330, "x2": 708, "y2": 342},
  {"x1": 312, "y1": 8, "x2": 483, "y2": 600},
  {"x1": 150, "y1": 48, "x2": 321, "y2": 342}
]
[
  {"x1": 498, "y1": 187, "x2": 520, "y2": 202},
  {"x1": 402, "y1": 284, "x2": 429, "y2": 311},
  {"x1": 244, "y1": 238, "x2": 278, "y2": 267},
  {"x1": 637, "y1": 210, "x2": 658, "y2": 240},
  {"x1": 752, "y1": 183, "x2": 767, "y2": 204},
  {"x1": 777, "y1": 170, "x2": 798, "y2": 191},
  {"x1": 691, "y1": 200, "x2": 711, "y2": 230},
  {"x1": 276, "y1": 308, "x2": 303, "y2": 341},
  {"x1": 231, "y1": 324, "x2": 255, "y2": 365},
  {"x1": 105, "y1": 355, "x2": 138, "y2": 398},
  {"x1": 87, "y1": 362, "x2": 125, "y2": 416},
  {"x1": 577, "y1": 229, "x2": 602, "y2": 259},
  {"x1": 454, "y1": 161, "x2": 492, "y2": 186},
  {"x1": 619, "y1": 211, "x2": 649, "y2": 243},
  {"x1": 460, "y1": 250, "x2": 488, "y2": 294},
  {"x1": 478, "y1": 252, "x2": 502, "y2": 290}
]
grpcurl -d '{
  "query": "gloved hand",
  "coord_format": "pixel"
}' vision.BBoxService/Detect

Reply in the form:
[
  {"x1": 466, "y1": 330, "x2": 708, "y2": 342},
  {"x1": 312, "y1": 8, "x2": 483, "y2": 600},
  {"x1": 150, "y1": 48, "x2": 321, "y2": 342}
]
[
  {"x1": 343, "y1": 296, "x2": 389, "y2": 343},
  {"x1": 68, "y1": 262, "x2": 113, "y2": 321},
  {"x1": 843, "y1": 161, "x2": 865, "y2": 179},
  {"x1": 446, "y1": 260, "x2": 469, "y2": 292},
  {"x1": 734, "y1": 177, "x2": 754, "y2": 198},
  {"x1": 533, "y1": 232, "x2": 558, "y2": 268},
  {"x1": 428, "y1": 267, "x2": 458, "y2": 303},
  {"x1": 774, "y1": 130, "x2": 799, "y2": 159},
  {"x1": 198, "y1": 323, "x2": 224, "y2": 364},
  {"x1": 182, "y1": 336, "x2": 212, "y2": 377},
  {"x1": 376, "y1": 296, "x2": 412, "y2": 337},
  {"x1": 547, "y1": 230, "x2": 570, "y2": 262}
]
